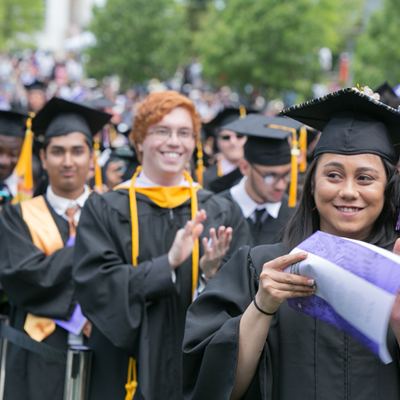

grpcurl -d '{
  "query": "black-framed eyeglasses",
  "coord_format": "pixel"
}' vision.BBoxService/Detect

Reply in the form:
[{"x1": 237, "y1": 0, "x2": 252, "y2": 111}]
[
  {"x1": 219, "y1": 133, "x2": 246, "y2": 141},
  {"x1": 250, "y1": 163, "x2": 292, "y2": 185},
  {"x1": 147, "y1": 127, "x2": 196, "y2": 140}
]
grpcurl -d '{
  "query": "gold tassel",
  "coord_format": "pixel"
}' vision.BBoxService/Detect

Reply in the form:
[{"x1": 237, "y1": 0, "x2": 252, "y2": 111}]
[
  {"x1": 266, "y1": 124, "x2": 299, "y2": 208},
  {"x1": 125, "y1": 358, "x2": 137, "y2": 400},
  {"x1": 195, "y1": 140, "x2": 204, "y2": 186},
  {"x1": 299, "y1": 126, "x2": 307, "y2": 173},
  {"x1": 239, "y1": 105, "x2": 246, "y2": 119},
  {"x1": 14, "y1": 113, "x2": 35, "y2": 195},
  {"x1": 289, "y1": 132, "x2": 299, "y2": 208},
  {"x1": 93, "y1": 138, "x2": 103, "y2": 190}
]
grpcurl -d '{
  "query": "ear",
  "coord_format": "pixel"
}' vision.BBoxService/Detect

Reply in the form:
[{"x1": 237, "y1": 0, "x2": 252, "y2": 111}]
[
  {"x1": 39, "y1": 148, "x2": 47, "y2": 171},
  {"x1": 238, "y1": 158, "x2": 249, "y2": 176},
  {"x1": 137, "y1": 142, "x2": 143, "y2": 152}
]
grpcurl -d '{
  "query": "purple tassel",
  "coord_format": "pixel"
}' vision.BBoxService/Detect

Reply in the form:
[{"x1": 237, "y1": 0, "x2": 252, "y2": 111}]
[{"x1": 396, "y1": 206, "x2": 400, "y2": 231}]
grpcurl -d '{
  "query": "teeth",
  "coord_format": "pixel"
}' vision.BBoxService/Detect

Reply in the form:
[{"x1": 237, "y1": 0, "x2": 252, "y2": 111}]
[
  {"x1": 163, "y1": 152, "x2": 180, "y2": 159},
  {"x1": 337, "y1": 207, "x2": 361, "y2": 212}
]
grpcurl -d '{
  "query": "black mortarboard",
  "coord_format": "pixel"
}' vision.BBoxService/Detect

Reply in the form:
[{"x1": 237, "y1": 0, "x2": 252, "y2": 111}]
[
  {"x1": 32, "y1": 97, "x2": 112, "y2": 143},
  {"x1": 0, "y1": 109, "x2": 29, "y2": 138},
  {"x1": 222, "y1": 114, "x2": 300, "y2": 166},
  {"x1": 24, "y1": 80, "x2": 45, "y2": 92},
  {"x1": 90, "y1": 97, "x2": 115, "y2": 110},
  {"x1": 280, "y1": 87, "x2": 400, "y2": 164},
  {"x1": 203, "y1": 107, "x2": 258, "y2": 138},
  {"x1": 374, "y1": 82, "x2": 400, "y2": 110}
]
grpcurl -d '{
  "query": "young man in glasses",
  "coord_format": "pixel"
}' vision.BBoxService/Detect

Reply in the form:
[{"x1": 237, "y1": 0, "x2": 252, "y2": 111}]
[
  {"x1": 219, "y1": 115, "x2": 297, "y2": 246},
  {"x1": 202, "y1": 108, "x2": 255, "y2": 193}
]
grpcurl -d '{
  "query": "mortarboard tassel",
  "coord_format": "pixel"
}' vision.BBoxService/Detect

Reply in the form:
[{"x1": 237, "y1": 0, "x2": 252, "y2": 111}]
[
  {"x1": 239, "y1": 105, "x2": 246, "y2": 119},
  {"x1": 195, "y1": 140, "x2": 204, "y2": 186},
  {"x1": 299, "y1": 125, "x2": 307, "y2": 173},
  {"x1": 93, "y1": 138, "x2": 103, "y2": 191},
  {"x1": 289, "y1": 135, "x2": 300, "y2": 208},
  {"x1": 13, "y1": 113, "x2": 35, "y2": 203},
  {"x1": 266, "y1": 124, "x2": 299, "y2": 208},
  {"x1": 396, "y1": 201, "x2": 400, "y2": 231}
]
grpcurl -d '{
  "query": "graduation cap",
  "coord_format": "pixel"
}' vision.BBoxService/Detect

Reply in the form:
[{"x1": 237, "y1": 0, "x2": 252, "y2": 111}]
[
  {"x1": 222, "y1": 114, "x2": 307, "y2": 207},
  {"x1": 24, "y1": 80, "x2": 45, "y2": 92},
  {"x1": 374, "y1": 82, "x2": 400, "y2": 110},
  {"x1": 280, "y1": 87, "x2": 400, "y2": 164},
  {"x1": 90, "y1": 97, "x2": 115, "y2": 110},
  {"x1": 202, "y1": 106, "x2": 258, "y2": 139},
  {"x1": 0, "y1": 109, "x2": 29, "y2": 138},
  {"x1": 32, "y1": 97, "x2": 112, "y2": 143}
]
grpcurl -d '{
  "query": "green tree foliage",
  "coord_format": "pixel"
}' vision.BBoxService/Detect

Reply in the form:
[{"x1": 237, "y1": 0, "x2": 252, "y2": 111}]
[
  {"x1": 194, "y1": 0, "x2": 358, "y2": 98},
  {"x1": 86, "y1": 0, "x2": 190, "y2": 86},
  {"x1": 354, "y1": 0, "x2": 400, "y2": 89},
  {"x1": 0, "y1": 0, "x2": 44, "y2": 49}
]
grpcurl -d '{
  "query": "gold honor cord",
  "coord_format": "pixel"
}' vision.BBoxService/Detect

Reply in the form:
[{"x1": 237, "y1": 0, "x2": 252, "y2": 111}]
[
  {"x1": 196, "y1": 140, "x2": 204, "y2": 186},
  {"x1": 265, "y1": 124, "x2": 300, "y2": 208},
  {"x1": 117, "y1": 166, "x2": 200, "y2": 400}
]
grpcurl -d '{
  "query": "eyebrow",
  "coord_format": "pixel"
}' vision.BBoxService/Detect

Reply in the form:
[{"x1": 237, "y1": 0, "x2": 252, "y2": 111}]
[
  {"x1": 323, "y1": 162, "x2": 379, "y2": 173},
  {"x1": 49, "y1": 145, "x2": 85, "y2": 150}
]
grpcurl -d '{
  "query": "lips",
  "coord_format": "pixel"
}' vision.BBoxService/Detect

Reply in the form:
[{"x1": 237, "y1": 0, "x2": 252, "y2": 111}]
[{"x1": 334, "y1": 205, "x2": 364, "y2": 216}]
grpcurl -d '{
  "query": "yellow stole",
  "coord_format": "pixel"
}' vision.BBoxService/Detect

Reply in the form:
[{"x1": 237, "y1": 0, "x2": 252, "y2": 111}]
[
  {"x1": 20, "y1": 196, "x2": 64, "y2": 342},
  {"x1": 114, "y1": 166, "x2": 200, "y2": 400}
]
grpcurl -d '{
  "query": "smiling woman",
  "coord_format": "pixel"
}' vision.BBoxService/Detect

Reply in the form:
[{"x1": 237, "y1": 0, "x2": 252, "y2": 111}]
[{"x1": 182, "y1": 87, "x2": 400, "y2": 400}]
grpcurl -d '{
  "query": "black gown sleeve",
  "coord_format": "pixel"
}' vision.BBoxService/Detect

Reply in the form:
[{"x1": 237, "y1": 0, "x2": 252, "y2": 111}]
[
  {"x1": 0, "y1": 204, "x2": 76, "y2": 319},
  {"x1": 73, "y1": 193, "x2": 177, "y2": 354},
  {"x1": 182, "y1": 244, "x2": 286, "y2": 400}
]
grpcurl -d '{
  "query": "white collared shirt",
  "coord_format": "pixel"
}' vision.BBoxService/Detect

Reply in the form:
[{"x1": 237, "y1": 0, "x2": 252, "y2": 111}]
[
  {"x1": 46, "y1": 185, "x2": 90, "y2": 222},
  {"x1": 230, "y1": 177, "x2": 282, "y2": 222},
  {"x1": 2, "y1": 172, "x2": 18, "y2": 197},
  {"x1": 219, "y1": 158, "x2": 237, "y2": 176}
]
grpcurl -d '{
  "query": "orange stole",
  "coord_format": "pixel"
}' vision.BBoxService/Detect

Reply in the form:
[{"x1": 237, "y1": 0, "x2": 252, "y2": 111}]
[{"x1": 20, "y1": 196, "x2": 64, "y2": 342}]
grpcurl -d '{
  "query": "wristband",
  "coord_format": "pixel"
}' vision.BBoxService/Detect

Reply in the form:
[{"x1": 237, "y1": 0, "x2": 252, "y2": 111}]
[{"x1": 253, "y1": 297, "x2": 276, "y2": 316}]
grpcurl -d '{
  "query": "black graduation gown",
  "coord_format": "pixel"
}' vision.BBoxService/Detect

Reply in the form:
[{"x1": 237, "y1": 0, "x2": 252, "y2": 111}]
[
  {"x1": 0, "y1": 197, "x2": 77, "y2": 400},
  {"x1": 203, "y1": 165, "x2": 243, "y2": 193},
  {"x1": 72, "y1": 188, "x2": 250, "y2": 400},
  {"x1": 182, "y1": 244, "x2": 400, "y2": 400},
  {"x1": 219, "y1": 191, "x2": 295, "y2": 246}
]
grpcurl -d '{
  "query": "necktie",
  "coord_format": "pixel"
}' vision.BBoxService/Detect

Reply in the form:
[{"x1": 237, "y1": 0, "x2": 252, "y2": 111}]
[
  {"x1": 254, "y1": 209, "x2": 265, "y2": 232},
  {"x1": 65, "y1": 206, "x2": 80, "y2": 247}
]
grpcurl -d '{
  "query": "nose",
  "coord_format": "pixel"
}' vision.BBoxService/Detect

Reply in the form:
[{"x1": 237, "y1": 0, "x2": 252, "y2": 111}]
[
  {"x1": 339, "y1": 178, "x2": 359, "y2": 200},
  {"x1": 165, "y1": 131, "x2": 180, "y2": 146},
  {"x1": 63, "y1": 151, "x2": 73, "y2": 167},
  {"x1": 0, "y1": 153, "x2": 11, "y2": 168},
  {"x1": 274, "y1": 177, "x2": 288, "y2": 191}
]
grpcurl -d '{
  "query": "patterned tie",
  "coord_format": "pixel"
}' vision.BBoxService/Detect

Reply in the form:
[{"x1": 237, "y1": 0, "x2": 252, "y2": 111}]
[{"x1": 65, "y1": 206, "x2": 80, "y2": 247}]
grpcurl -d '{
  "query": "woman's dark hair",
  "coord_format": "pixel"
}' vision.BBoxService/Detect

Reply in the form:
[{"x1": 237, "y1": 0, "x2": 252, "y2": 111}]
[{"x1": 283, "y1": 154, "x2": 400, "y2": 251}]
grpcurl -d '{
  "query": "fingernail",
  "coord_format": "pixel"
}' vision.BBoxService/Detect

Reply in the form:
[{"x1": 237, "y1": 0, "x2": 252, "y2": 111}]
[
  {"x1": 301, "y1": 251, "x2": 308, "y2": 257},
  {"x1": 309, "y1": 285, "x2": 315, "y2": 290},
  {"x1": 307, "y1": 279, "x2": 314, "y2": 285}
]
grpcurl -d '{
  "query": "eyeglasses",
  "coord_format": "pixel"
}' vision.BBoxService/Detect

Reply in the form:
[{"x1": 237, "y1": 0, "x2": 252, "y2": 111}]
[
  {"x1": 147, "y1": 127, "x2": 196, "y2": 140},
  {"x1": 219, "y1": 133, "x2": 246, "y2": 141},
  {"x1": 251, "y1": 163, "x2": 292, "y2": 185}
]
